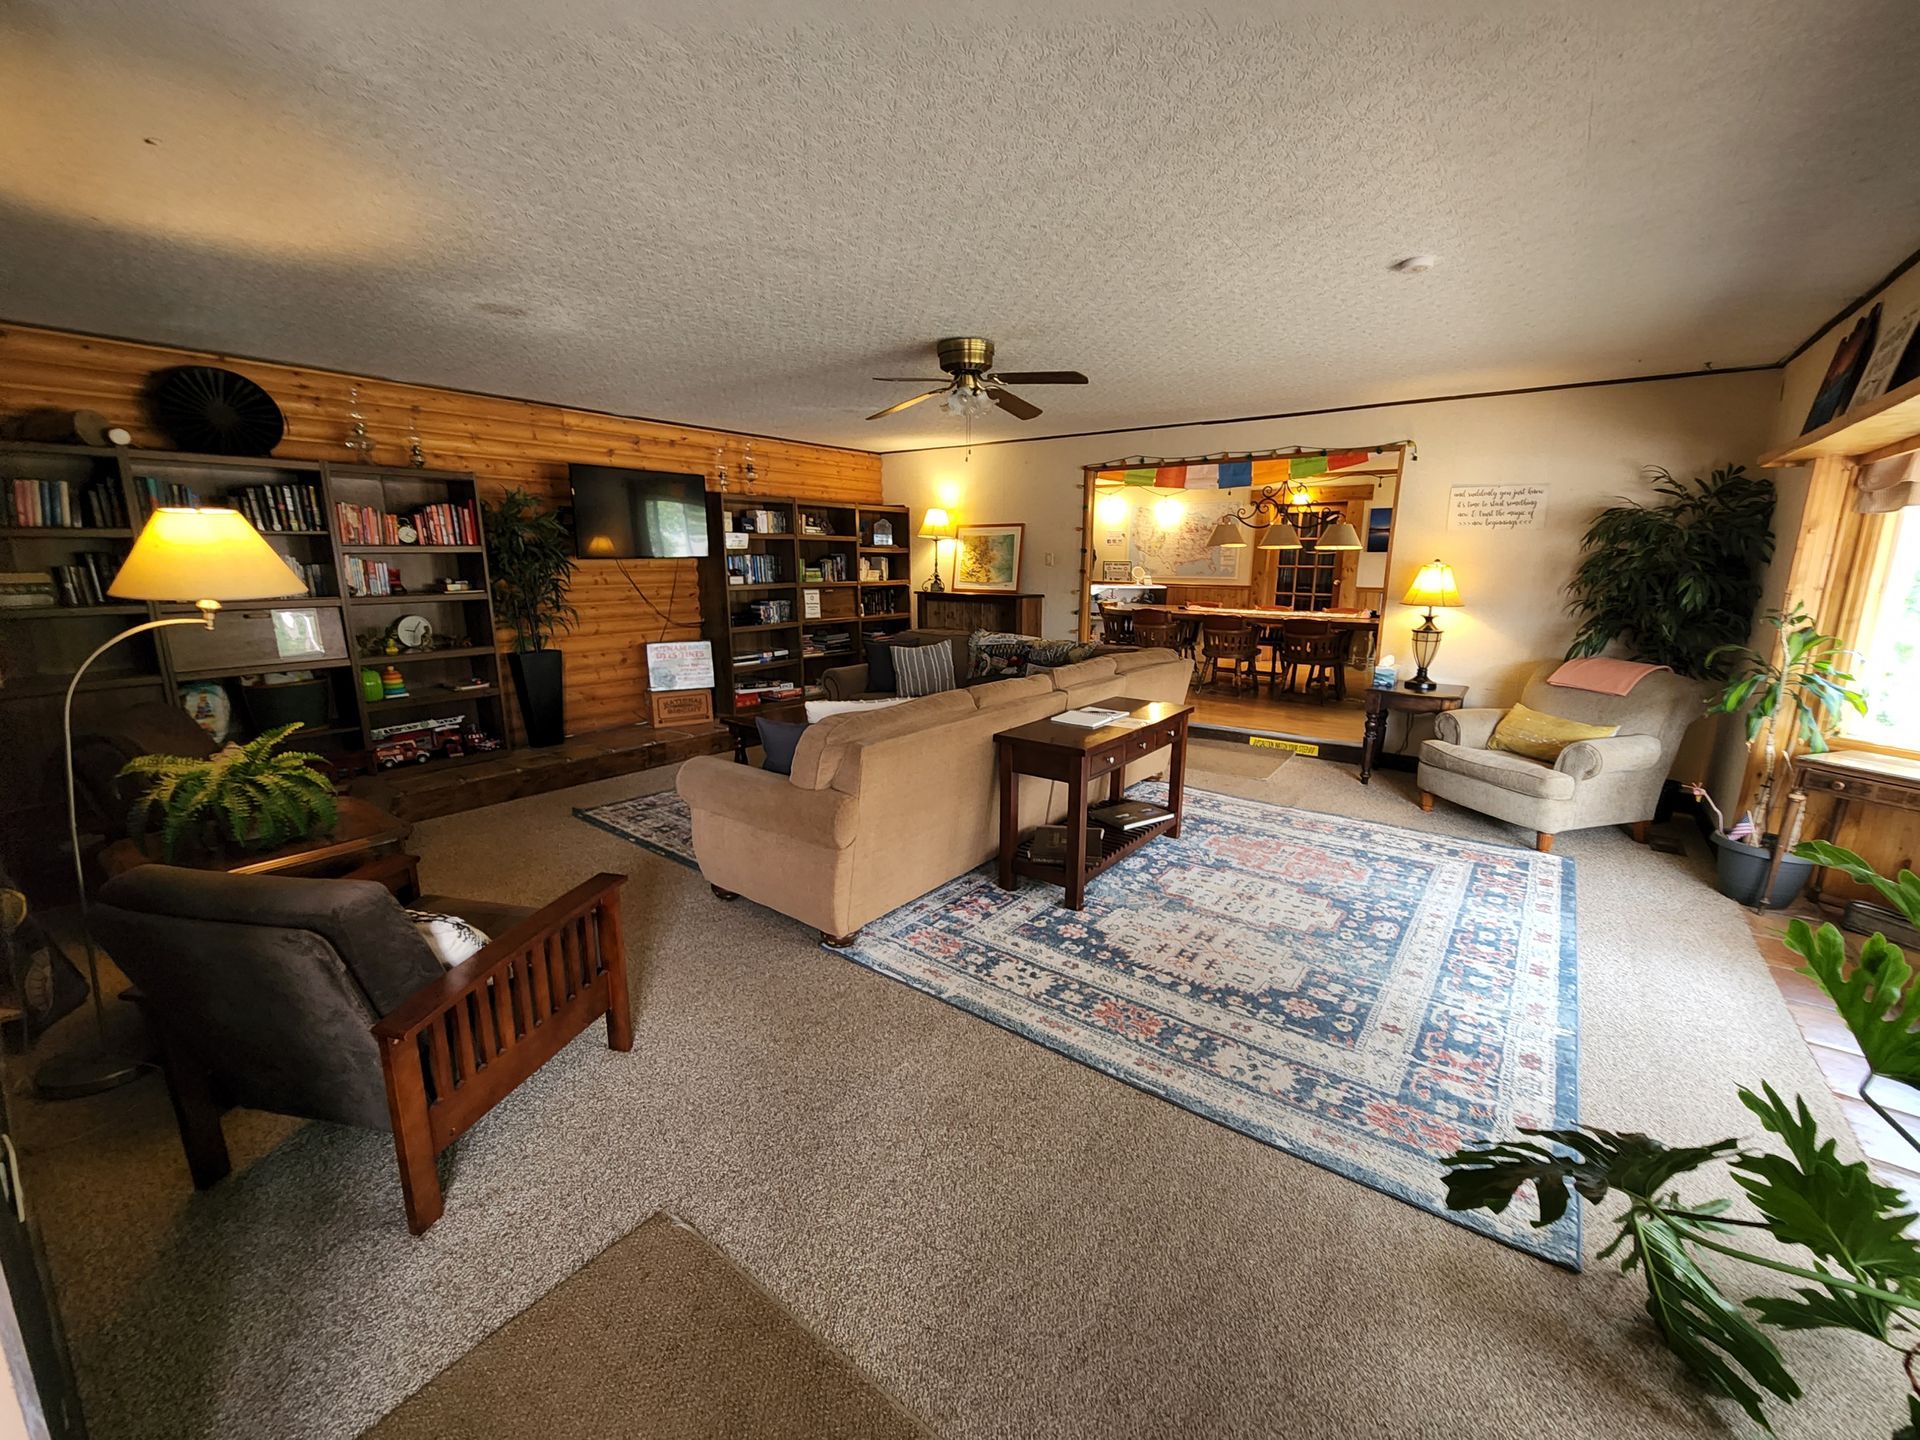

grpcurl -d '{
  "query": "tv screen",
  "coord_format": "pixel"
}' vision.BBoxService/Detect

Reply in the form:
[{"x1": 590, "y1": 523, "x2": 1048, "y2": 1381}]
[{"x1": 567, "y1": 465, "x2": 709, "y2": 559}]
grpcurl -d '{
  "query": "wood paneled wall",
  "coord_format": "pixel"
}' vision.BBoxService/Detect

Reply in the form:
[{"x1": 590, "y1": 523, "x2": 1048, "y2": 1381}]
[{"x1": 0, "y1": 322, "x2": 881, "y2": 735}]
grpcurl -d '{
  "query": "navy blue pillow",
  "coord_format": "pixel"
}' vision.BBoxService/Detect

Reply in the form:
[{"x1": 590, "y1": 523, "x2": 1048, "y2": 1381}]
[
  {"x1": 865, "y1": 637, "x2": 899, "y2": 693},
  {"x1": 755, "y1": 717, "x2": 808, "y2": 775}
]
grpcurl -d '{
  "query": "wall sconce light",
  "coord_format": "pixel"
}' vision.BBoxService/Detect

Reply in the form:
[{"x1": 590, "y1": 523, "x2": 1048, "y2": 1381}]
[
  {"x1": 1094, "y1": 491, "x2": 1130, "y2": 527},
  {"x1": 1152, "y1": 495, "x2": 1185, "y2": 529}
]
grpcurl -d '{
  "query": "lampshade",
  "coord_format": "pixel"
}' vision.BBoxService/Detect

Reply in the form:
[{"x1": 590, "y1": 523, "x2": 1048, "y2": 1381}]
[
  {"x1": 1401, "y1": 559, "x2": 1463, "y2": 609},
  {"x1": 1317, "y1": 521, "x2": 1363, "y2": 551},
  {"x1": 1258, "y1": 518, "x2": 1303, "y2": 550},
  {"x1": 110, "y1": 508, "x2": 308, "y2": 602},
  {"x1": 1205, "y1": 516, "x2": 1245, "y2": 549},
  {"x1": 917, "y1": 507, "x2": 957, "y2": 539}
]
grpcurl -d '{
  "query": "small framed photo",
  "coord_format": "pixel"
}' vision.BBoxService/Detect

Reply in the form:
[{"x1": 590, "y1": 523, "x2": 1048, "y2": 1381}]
[
  {"x1": 1101, "y1": 560, "x2": 1133, "y2": 582},
  {"x1": 953, "y1": 523, "x2": 1025, "y2": 593}
]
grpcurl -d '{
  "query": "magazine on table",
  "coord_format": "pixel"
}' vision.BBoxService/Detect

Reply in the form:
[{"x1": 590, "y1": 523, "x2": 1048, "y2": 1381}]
[{"x1": 1052, "y1": 706, "x2": 1133, "y2": 728}]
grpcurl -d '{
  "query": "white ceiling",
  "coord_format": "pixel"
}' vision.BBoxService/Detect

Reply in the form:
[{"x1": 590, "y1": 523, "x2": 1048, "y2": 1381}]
[{"x1": 3, "y1": 0, "x2": 1917, "y2": 452}]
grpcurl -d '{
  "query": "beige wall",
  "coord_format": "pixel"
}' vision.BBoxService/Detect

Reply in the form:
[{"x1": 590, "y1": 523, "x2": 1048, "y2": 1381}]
[{"x1": 884, "y1": 371, "x2": 1784, "y2": 727}]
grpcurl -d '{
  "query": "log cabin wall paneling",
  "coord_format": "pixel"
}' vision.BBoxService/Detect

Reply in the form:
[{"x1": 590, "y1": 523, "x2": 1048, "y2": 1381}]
[{"x1": 0, "y1": 322, "x2": 882, "y2": 737}]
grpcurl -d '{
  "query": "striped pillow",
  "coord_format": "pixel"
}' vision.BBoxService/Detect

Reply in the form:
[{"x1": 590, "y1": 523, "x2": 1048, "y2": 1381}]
[{"x1": 892, "y1": 641, "x2": 957, "y2": 698}]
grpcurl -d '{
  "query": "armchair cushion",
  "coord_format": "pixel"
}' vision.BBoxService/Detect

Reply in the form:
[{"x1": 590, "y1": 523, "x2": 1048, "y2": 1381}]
[
  {"x1": 1433, "y1": 708, "x2": 1504, "y2": 750},
  {"x1": 1486, "y1": 701, "x2": 1619, "y2": 762},
  {"x1": 1554, "y1": 732, "x2": 1665, "y2": 781},
  {"x1": 1418, "y1": 741, "x2": 1578, "y2": 802}
]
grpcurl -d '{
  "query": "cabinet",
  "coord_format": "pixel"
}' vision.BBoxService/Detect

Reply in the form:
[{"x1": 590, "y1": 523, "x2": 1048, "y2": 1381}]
[{"x1": 915, "y1": 590, "x2": 1046, "y2": 635}]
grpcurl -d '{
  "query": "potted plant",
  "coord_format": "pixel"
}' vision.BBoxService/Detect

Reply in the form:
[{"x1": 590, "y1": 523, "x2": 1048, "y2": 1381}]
[
  {"x1": 1704, "y1": 603, "x2": 1868, "y2": 905},
  {"x1": 118, "y1": 723, "x2": 338, "y2": 861},
  {"x1": 483, "y1": 489, "x2": 578, "y2": 747},
  {"x1": 1442, "y1": 847, "x2": 1920, "y2": 1438},
  {"x1": 1565, "y1": 463, "x2": 1776, "y2": 678}
]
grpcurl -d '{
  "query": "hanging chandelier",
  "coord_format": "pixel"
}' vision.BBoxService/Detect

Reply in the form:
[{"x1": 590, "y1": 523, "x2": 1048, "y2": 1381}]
[{"x1": 1206, "y1": 483, "x2": 1362, "y2": 552}]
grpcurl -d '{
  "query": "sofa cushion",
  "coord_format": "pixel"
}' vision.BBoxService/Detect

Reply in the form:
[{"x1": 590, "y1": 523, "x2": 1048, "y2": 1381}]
[
  {"x1": 863, "y1": 637, "x2": 899, "y2": 693},
  {"x1": 968, "y1": 629, "x2": 1033, "y2": 681},
  {"x1": 1042, "y1": 655, "x2": 1121, "y2": 692},
  {"x1": 1487, "y1": 700, "x2": 1618, "y2": 762},
  {"x1": 1110, "y1": 646, "x2": 1182, "y2": 674},
  {"x1": 755, "y1": 716, "x2": 808, "y2": 775},
  {"x1": 894, "y1": 642, "x2": 957, "y2": 697},
  {"x1": 969, "y1": 673, "x2": 1056, "y2": 708},
  {"x1": 786, "y1": 689, "x2": 975, "y2": 789},
  {"x1": 1419, "y1": 740, "x2": 1578, "y2": 801},
  {"x1": 1025, "y1": 638, "x2": 1105, "y2": 668}
]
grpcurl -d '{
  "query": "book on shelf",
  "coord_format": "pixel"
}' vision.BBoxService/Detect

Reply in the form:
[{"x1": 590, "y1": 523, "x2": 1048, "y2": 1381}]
[
  {"x1": 0, "y1": 572, "x2": 57, "y2": 608},
  {"x1": 3, "y1": 476, "x2": 129, "y2": 529},
  {"x1": 725, "y1": 553, "x2": 785, "y2": 585},
  {"x1": 1087, "y1": 800, "x2": 1173, "y2": 833},
  {"x1": 133, "y1": 475, "x2": 194, "y2": 516},
  {"x1": 333, "y1": 499, "x2": 478, "y2": 546},
  {"x1": 228, "y1": 482, "x2": 325, "y2": 534},
  {"x1": 344, "y1": 556, "x2": 402, "y2": 596},
  {"x1": 1025, "y1": 825, "x2": 1105, "y2": 865},
  {"x1": 729, "y1": 508, "x2": 790, "y2": 535}
]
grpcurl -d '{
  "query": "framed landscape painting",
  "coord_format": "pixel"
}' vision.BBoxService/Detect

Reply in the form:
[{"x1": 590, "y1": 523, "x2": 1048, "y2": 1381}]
[{"x1": 954, "y1": 523, "x2": 1025, "y2": 592}]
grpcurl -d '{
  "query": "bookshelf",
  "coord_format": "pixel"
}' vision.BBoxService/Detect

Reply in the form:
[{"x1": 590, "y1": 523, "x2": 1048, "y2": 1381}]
[
  {"x1": 0, "y1": 441, "x2": 508, "y2": 890},
  {"x1": 698, "y1": 494, "x2": 910, "y2": 714}
]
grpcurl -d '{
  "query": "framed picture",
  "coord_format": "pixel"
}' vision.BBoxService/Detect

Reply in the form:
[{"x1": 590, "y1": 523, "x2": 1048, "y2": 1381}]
[
  {"x1": 1366, "y1": 506, "x2": 1393, "y2": 554},
  {"x1": 645, "y1": 639, "x2": 715, "y2": 692},
  {"x1": 953, "y1": 523, "x2": 1025, "y2": 592},
  {"x1": 1802, "y1": 303, "x2": 1880, "y2": 433},
  {"x1": 1101, "y1": 560, "x2": 1133, "y2": 582}
]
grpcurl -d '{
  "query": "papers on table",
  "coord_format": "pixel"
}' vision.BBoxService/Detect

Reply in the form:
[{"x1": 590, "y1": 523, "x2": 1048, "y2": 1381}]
[{"x1": 1053, "y1": 706, "x2": 1130, "y2": 728}]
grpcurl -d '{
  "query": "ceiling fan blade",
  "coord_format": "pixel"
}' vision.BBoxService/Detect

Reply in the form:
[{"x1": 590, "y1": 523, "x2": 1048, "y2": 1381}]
[
  {"x1": 866, "y1": 388, "x2": 946, "y2": 421},
  {"x1": 871, "y1": 376, "x2": 953, "y2": 382},
  {"x1": 989, "y1": 370, "x2": 1088, "y2": 385},
  {"x1": 987, "y1": 387, "x2": 1043, "y2": 421}
]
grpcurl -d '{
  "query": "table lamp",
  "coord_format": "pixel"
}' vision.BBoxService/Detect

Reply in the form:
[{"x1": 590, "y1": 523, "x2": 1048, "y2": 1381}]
[
  {"x1": 1400, "y1": 559, "x2": 1462, "y2": 693},
  {"x1": 38, "y1": 507, "x2": 308, "y2": 1099},
  {"x1": 918, "y1": 507, "x2": 957, "y2": 592}
]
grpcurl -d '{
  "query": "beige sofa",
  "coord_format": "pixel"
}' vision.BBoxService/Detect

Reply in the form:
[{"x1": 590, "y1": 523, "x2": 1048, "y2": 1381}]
[{"x1": 676, "y1": 649, "x2": 1192, "y2": 942}]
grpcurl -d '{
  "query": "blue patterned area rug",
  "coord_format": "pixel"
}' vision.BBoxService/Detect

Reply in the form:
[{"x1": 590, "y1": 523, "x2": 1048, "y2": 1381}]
[{"x1": 577, "y1": 784, "x2": 1581, "y2": 1266}]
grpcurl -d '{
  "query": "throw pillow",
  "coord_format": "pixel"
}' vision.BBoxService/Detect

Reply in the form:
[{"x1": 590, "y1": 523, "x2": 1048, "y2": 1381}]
[
  {"x1": 1024, "y1": 638, "x2": 1103, "y2": 669},
  {"x1": 892, "y1": 642, "x2": 957, "y2": 698},
  {"x1": 864, "y1": 635, "x2": 900, "y2": 693},
  {"x1": 969, "y1": 629, "x2": 1032, "y2": 681},
  {"x1": 408, "y1": 911, "x2": 490, "y2": 969},
  {"x1": 1486, "y1": 701, "x2": 1620, "y2": 763},
  {"x1": 804, "y1": 696, "x2": 910, "y2": 722},
  {"x1": 756, "y1": 716, "x2": 808, "y2": 775}
]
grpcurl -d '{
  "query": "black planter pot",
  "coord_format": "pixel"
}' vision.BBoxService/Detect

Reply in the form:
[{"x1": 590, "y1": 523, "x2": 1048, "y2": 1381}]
[
  {"x1": 1711, "y1": 831, "x2": 1815, "y2": 908},
  {"x1": 509, "y1": 648, "x2": 566, "y2": 747}
]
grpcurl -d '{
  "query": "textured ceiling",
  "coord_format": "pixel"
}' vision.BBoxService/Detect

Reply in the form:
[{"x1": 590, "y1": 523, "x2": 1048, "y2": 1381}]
[{"x1": 3, "y1": 0, "x2": 1918, "y2": 452}]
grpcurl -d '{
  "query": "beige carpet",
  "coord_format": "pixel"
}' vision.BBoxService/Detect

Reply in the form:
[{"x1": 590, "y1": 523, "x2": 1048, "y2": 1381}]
[
  {"x1": 1185, "y1": 736, "x2": 1293, "y2": 784},
  {"x1": 10, "y1": 754, "x2": 1903, "y2": 1439},
  {"x1": 366, "y1": 1211, "x2": 933, "y2": 1439}
]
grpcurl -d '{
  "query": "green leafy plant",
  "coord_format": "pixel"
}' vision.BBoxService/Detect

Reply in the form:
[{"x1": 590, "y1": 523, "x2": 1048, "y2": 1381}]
[
  {"x1": 1445, "y1": 1089, "x2": 1920, "y2": 1433},
  {"x1": 1709, "y1": 604, "x2": 1868, "y2": 834},
  {"x1": 482, "y1": 488, "x2": 577, "y2": 653},
  {"x1": 1565, "y1": 463, "x2": 1776, "y2": 678},
  {"x1": 118, "y1": 723, "x2": 338, "y2": 861},
  {"x1": 1446, "y1": 845, "x2": 1920, "y2": 1435}
]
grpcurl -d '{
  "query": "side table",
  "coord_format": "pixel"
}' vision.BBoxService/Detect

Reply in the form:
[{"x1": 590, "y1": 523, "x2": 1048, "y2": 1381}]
[
  {"x1": 993, "y1": 698, "x2": 1193, "y2": 910},
  {"x1": 1360, "y1": 682, "x2": 1468, "y2": 783}
]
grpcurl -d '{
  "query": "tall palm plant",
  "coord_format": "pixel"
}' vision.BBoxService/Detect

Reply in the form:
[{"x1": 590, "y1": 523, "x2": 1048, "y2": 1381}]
[{"x1": 484, "y1": 489, "x2": 578, "y2": 653}]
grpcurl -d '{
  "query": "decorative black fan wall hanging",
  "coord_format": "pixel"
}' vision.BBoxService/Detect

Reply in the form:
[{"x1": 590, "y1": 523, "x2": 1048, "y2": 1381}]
[{"x1": 147, "y1": 366, "x2": 286, "y2": 456}]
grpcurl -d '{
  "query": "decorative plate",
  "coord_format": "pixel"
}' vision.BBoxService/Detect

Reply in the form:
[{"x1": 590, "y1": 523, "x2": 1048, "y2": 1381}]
[{"x1": 147, "y1": 366, "x2": 286, "y2": 456}]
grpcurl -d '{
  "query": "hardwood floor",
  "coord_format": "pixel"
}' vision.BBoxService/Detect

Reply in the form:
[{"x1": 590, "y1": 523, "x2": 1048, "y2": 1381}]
[
  {"x1": 1745, "y1": 901, "x2": 1920, "y2": 1214},
  {"x1": 1183, "y1": 654, "x2": 1366, "y2": 745}
]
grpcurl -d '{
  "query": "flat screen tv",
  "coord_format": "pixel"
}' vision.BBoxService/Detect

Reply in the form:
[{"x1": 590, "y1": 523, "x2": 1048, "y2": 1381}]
[{"x1": 567, "y1": 465, "x2": 709, "y2": 559}]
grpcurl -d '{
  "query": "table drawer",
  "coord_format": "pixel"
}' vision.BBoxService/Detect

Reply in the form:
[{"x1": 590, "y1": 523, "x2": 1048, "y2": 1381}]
[{"x1": 1804, "y1": 772, "x2": 1920, "y2": 810}]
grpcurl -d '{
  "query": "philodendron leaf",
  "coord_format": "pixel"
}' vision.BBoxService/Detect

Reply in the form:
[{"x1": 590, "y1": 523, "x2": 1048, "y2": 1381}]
[
  {"x1": 1631, "y1": 1211, "x2": 1802, "y2": 1428},
  {"x1": 1732, "y1": 1083, "x2": 1920, "y2": 1341},
  {"x1": 1895, "y1": 1393, "x2": 1920, "y2": 1440},
  {"x1": 1442, "y1": 1127, "x2": 1738, "y2": 1226},
  {"x1": 1786, "y1": 920, "x2": 1920, "y2": 1086},
  {"x1": 1792, "y1": 840, "x2": 1920, "y2": 930}
]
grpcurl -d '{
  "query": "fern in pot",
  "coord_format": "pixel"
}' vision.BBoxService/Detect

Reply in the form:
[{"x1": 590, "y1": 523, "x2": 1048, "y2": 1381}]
[
  {"x1": 1702, "y1": 603, "x2": 1868, "y2": 906},
  {"x1": 119, "y1": 723, "x2": 338, "y2": 861},
  {"x1": 483, "y1": 489, "x2": 578, "y2": 747}
]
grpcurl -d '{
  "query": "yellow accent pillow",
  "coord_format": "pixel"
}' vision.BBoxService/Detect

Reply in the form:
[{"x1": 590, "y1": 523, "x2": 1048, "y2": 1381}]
[{"x1": 1486, "y1": 701, "x2": 1619, "y2": 763}]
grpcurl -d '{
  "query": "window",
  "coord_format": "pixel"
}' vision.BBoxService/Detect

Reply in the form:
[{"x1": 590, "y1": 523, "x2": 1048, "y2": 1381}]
[{"x1": 1844, "y1": 508, "x2": 1920, "y2": 747}]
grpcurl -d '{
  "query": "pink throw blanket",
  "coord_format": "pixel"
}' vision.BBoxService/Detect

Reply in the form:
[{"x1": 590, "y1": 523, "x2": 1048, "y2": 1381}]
[{"x1": 1547, "y1": 657, "x2": 1671, "y2": 696}]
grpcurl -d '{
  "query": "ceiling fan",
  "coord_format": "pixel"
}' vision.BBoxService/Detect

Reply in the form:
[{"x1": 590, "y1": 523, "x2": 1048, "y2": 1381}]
[{"x1": 867, "y1": 337, "x2": 1087, "y2": 422}]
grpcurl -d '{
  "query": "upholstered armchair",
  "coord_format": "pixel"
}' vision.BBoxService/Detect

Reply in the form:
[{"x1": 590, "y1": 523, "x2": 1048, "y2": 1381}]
[
  {"x1": 1416, "y1": 664, "x2": 1707, "y2": 852},
  {"x1": 90, "y1": 864, "x2": 629, "y2": 1233}
]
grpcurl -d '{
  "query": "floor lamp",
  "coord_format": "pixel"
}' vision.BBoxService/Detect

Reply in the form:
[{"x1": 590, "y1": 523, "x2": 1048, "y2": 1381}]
[{"x1": 36, "y1": 507, "x2": 311, "y2": 1099}]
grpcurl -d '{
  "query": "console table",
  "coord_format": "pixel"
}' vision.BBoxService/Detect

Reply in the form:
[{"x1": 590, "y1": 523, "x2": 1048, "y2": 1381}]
[
  {"x1": 916, "y1": 590, "x2": 1044, "y2": 635},
  {"x1": 1360, "y1": 681, "x2": 1467, "y2": 783},
  {"x1": 1761, "y1": 749, "x2": 1920, "y2": 910},
  {"x1": 994, "y1": 698, "x2": 1192, "y2": 909}
]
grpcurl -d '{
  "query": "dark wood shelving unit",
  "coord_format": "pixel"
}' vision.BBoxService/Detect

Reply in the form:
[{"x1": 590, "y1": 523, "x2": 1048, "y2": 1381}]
[{"x1": 698, "y1": 494, "x2": 909, "y2": 713}]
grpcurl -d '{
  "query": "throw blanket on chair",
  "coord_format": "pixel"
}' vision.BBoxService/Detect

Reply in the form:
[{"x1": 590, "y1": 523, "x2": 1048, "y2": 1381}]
[{"x1": 1546, "y1": 657, "x2": 1672, "y2": 696}]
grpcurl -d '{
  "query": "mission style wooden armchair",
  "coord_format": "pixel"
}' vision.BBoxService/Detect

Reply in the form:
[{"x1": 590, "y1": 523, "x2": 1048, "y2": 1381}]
[{"x1": 91, "y1": 864, "x2": 631, "y2": 1234}]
